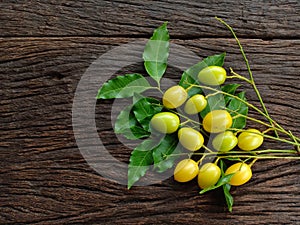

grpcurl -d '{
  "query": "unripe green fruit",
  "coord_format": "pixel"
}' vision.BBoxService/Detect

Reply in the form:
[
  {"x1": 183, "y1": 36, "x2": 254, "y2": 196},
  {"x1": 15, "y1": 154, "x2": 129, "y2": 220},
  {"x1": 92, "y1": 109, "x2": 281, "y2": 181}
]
[
  {"x1": 150, "y1": 112, "x2": 180, "y2": 134},
  {"x1": 198, "y1": 66, "x2": 227, "y2": 86},
  {"x1": 212, "y1": 131, "x2": 238, "y2": 152}
]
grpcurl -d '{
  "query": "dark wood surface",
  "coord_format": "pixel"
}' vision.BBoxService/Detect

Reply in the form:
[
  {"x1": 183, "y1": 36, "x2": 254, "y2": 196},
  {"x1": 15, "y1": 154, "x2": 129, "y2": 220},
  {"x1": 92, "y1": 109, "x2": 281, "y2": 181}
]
[{"x1": 1, "y1": 1, "x2": 299, "y2": 224}]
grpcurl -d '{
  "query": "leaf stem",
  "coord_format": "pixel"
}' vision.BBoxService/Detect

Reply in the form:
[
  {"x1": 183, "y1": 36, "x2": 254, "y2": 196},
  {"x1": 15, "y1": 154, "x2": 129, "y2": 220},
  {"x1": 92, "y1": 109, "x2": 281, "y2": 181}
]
[{"x1": 215, "y1": 16, "x2": 278, "y2": 137}]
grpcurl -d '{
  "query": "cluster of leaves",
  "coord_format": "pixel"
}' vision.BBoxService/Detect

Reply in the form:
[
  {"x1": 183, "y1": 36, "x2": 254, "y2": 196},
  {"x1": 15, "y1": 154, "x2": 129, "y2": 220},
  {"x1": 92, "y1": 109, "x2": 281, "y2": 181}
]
[{"x1": 97, "y1": 22, "x2": 249, "y2": 211}]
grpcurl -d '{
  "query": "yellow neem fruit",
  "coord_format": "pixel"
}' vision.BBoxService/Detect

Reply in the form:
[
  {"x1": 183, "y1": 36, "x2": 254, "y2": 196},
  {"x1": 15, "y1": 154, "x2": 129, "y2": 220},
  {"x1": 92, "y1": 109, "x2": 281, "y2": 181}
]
[
  {"x1": 163, "y1": 85, "x2": 188, "y2": 109},
  {"x1": 174, "y1": 159, "x2": 199, "y2": 182}
]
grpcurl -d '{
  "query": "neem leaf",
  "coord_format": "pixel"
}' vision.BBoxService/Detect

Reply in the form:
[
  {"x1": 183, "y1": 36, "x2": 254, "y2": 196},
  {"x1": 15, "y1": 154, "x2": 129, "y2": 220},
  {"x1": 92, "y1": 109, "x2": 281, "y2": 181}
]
[
  {"x1": 227, "y1": 91, "x2": 248, "y2": 129},
  {"x1": 152, "y1": 134, "x2": 180, "y2": 173},
  {"x1": 221, "y1": 83, "x2": 240, "y2": 95},
  {"x1": 200, "y1": 83, "x2": 241, "y2": 118},
  {"x1": 97, "y1": 73, "x2": 151, "y2": 99},
  {"x1": 114, "y1": 105, "x2": 150, "y2": 140},
  {"x1": 221, "y1": 83, "x2": 240, "y2": 105},
  {"x1": 220, "y1": 160, "x2": 234, "y2": 212},
  {"x1": 128, "y1": 139, "x2": 158, "y2": 189},
  {"x1": 143, "y1": 22, "x2": 169, "y2": 83},
  {"x1": 223, "y1": 183, "x2": 234, "y2": 212},
  {"x1": 200, "y1": 93, "x2": 225, "y2": 118},
  {"x1": 132, "y1": 96, "x2": 163, "y2": 132},
  {"x1": 179, "y1": 53, "x2": 226, "y2": 93}
]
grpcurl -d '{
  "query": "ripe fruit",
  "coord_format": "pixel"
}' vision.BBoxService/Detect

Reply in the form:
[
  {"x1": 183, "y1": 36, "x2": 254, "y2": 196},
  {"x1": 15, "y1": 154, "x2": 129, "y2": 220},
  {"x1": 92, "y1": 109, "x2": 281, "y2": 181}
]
[
  {"x1": 202, "y1": 110, "x2": 233, "y2": 133},
  {"x1": 184, "y1": 94, "x2": 207, "y2": 115},
  {"x1": 212, "y1": 131, "x2": 238, "y2": 152},
  {"x1": 238, "y1": 128, "x2": 264, "y2": 151},
  {"x1": 150, "y1": 112, "x2": 180, "y2": 134},
  {"x1": 198, "y1": 66, "x2": 227, "y2": 86},
  {"x1": 174, "y1": 159, "x2": 199, "y2": 182},
  {"x1": 163, "y1": 85, "x2": 188, "y2": 109},
  {"x1": 198, "y1": 163, "x2": 221, "y2": 189},
  {"x1": 178, "y1": 127, "x2": 204, "y2": 151},
  {"x1": 225, "y1": 162, "x2": 252, "y2": 186}
]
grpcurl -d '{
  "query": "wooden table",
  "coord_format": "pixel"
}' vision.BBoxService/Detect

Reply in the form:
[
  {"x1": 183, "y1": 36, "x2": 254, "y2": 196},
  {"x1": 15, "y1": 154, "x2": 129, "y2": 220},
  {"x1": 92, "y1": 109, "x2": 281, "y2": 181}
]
[{"x1": 1, "y1": 1, "x2": 299, "y2": 224}]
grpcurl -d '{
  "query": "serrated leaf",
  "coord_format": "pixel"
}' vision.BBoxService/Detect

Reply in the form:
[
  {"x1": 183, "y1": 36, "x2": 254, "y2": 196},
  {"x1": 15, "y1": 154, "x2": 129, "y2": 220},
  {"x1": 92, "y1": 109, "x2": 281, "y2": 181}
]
[
  {"x1": 221, "y1": 83, "x2": 240, "y2": 94},
  {"x1": 227, "y1": 91, "x2": 248, "y2": 129},
  {"x1": 132, "y1": 96, "x2": 163, "y2": 132},
  {"x1": 223, "y1": 183, "x2": 234, "y2": 212},
  {"x1": 143, "y1": 22, "x2": 169, "y2": 83},
  {"x1": 128, "y1": 140, "x2": 159, "y2": 189},
  {"x1": 152, "y1": 134, "x2": 180, "y2": 173},
  {"x1": 179, "y1": 53, "x2": 226, "y2": 92},
  {"x1": 221, "y1": 84, "x2": 240, "y2": 105},
  {"x1": 114, "y1": 105, "x2": 150, "y2": 140},
  {"x1": 200, "y1": 93, "x2": 225, "y2": 118},
  {"x1": 97, "y1": 73, "x2": 151, "y2": 99}
]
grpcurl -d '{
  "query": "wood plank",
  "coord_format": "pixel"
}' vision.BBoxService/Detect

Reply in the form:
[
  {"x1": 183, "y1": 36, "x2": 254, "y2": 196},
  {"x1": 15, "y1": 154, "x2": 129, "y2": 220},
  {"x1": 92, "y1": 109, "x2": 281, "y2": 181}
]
[
  {"x1": 0, "y1": 0, "x2": 300, "y2": 38},
  {"x1": 0, "y1": 37, "x2": 299, "y2": 224}
]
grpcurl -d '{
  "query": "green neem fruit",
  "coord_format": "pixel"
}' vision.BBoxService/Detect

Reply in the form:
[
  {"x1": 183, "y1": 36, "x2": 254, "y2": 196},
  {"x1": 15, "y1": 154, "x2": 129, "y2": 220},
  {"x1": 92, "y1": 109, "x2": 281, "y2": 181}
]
[
  {"x1": 163, "y1": 85, "x2": 188, "y2": 109},
  {"x1": 184, "y1": 94, "x2": 207, "y2": 115},
  {"x1": 212, "y1": 131, "x2": 238, "y2": 152},
  {"x1": 198, "y1": 163, "x2": 221, "y2": 189},
  {"x1": 238, "y1": 128, "x2": 264, "y2": 151},
  {"x1": 174, "y1": 159, "x2": 199, "y2": 182},
  {"x1": 202, "y1": 110, "x2": 232, "y2": 133},
  {"x1": 225, "y1": 162, "x2": 252, "y2": 186},
  {"x1": 178, "y1": 127, "x2": 204, "y2": 151},
  {"x1": 198, "y1": 66, "x2": 227, "y2": 86},
  {"x1": 150, "y1": 112, "x2": 180, "y2": 134}
]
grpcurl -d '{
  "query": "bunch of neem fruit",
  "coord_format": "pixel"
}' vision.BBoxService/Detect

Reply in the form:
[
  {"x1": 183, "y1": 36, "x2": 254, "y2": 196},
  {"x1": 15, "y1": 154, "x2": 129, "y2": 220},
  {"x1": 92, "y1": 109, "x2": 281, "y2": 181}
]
[
  {"x1": 97, "y1": 20, "x2": 299, "y2": 212},
  {"x1": 151, "y1": 66, "x2": 260, "y2": 189}
]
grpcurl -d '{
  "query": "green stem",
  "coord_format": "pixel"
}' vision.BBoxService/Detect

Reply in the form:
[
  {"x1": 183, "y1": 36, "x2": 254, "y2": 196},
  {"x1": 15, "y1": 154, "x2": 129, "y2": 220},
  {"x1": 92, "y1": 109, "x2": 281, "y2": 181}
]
[
  {"x1": 218, "y1": 155, "x2": 300, "y2": 160},
  {"x1": 289, "y1": 130, "x2": 300, "y2": 153},
  {"x1": 228, "y1": 68, "x2": 252, "y2": 84},
  {"x1": 191, "y1": 84, "x2": 273, "y2": 124},
  {"x1": 229, "y1": 149, "x2": 297, "y2": 154},
  {"x1": 202, "y1": 145, "x2": 214, "y2": 153},
  {"x1": 215, "y1": 16, "x2": 278, "y2": 137},
  {"x1": 188, "y1": 83, "x2": 300, "y2": 146},
  {"x1": 224, "y1": 108, "x2": 289, "y2": 136}
]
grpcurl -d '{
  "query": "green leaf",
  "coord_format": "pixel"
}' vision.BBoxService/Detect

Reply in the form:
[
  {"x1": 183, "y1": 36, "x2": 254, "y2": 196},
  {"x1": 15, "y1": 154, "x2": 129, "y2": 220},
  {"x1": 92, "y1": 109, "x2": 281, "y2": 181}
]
[
  {"x1": 219, "y1": 159, "x2": 226, "y2": 175},
  {"x1": 114, "y1": 105, "x2": 150, "y2": 140},
  {"x1": 97, "y1": 73, "x2": 151, "y2": 99},
  {"x1": 227, "y1": 91, "x2": 248, "y2": 129},
  {"x1": 200, "y1": 93, "x2": 225, "y2": 118},
  {"x1": 132, "y1": 96, "x2": 163, "y2": 132},
  {"x1": 221, "y1": 83, "x2": 240, "y2": 95},
  {"x1": 132, "y1": 92, "x2": 144, "y2": 104},
  {"x1": 128, "y1": 140, "x2": 158, "y2": 189},
  {"x1": 179, "y1": 53, "x2": 226, "y2": 91},
  {"x1": 143, "y1": 22, "x2": 169, "y2": 83},
  {"x1": 223, "y1": 183, "x2": 234, "y2": 212},
  {"x1": 221, "y1": 84, "x2": 240, "y2": 105},
  {"x1": 200, "y1": 173, "x2": 234, "y2": 194},
  {"x1": 152, "y1": 134, "x2": 180, "y2": 173}
]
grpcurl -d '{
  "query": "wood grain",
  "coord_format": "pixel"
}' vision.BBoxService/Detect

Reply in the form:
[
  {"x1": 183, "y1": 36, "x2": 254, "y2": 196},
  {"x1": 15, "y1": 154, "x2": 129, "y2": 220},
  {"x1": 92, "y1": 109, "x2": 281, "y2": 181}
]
[
  {"x1": 0, "y1": 0, "x2": 300, "y2": 38},
  {"x1": 1, "y1": 37, "x2": 299, "y2": 224}
]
